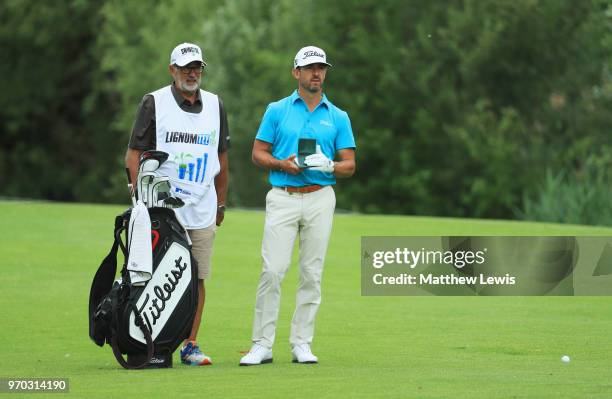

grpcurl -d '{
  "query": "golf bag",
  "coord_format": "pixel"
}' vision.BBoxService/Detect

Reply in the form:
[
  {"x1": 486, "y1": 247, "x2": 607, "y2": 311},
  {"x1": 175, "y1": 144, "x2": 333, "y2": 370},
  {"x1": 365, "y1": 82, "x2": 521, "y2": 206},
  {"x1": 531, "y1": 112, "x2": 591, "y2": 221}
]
[{"x1": 88, "y1": 206, "x2": 198, "y2": 369}]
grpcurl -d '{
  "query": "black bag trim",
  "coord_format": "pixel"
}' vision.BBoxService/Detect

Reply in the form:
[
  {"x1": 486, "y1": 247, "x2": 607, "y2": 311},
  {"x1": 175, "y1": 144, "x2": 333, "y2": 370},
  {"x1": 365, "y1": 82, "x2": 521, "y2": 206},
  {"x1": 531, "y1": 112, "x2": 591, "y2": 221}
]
[
  {"x1": 88, "y1": 214, "x2": 124, "y2": 346},
  {"x1": 111, "y1": 302, "x2": 154, "y2": 369}
]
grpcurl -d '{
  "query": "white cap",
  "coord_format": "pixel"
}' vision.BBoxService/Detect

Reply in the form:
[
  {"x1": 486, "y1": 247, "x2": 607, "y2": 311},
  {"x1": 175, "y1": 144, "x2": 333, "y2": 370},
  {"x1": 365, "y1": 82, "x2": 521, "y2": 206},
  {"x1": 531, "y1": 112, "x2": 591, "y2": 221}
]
[
  {"x1": 170, "y1": 43, "x2": 206, "y2": 67},
  {"x1": 294, "y1": 46, "x2": 332, "y2": 68}
]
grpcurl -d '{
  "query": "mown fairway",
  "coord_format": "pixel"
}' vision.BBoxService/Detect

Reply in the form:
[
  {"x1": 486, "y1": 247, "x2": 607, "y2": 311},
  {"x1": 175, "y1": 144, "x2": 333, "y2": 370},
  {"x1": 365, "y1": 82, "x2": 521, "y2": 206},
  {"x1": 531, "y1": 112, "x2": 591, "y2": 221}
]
[{"x1": 1, "y1": 201, "x2": 612, "y2": 398}]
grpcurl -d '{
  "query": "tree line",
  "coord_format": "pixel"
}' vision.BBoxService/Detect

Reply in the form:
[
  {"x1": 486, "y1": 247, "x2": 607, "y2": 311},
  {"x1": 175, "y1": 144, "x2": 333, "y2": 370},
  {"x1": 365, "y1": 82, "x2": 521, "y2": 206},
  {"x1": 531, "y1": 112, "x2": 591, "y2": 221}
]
[{"x1": 1, "y1": 0, "x2": 611, "y2": 225}]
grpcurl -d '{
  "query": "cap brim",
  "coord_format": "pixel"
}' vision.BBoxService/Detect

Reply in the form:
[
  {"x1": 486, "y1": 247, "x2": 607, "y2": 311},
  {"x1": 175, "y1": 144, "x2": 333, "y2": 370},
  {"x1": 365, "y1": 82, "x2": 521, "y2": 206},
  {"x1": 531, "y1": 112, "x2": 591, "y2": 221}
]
[
  {"x1": 296, "y1": 61, "x2": 332, "y2": 68},
  {"x1": 174, "y1": 58, "x2": 207, "y2": 67}
]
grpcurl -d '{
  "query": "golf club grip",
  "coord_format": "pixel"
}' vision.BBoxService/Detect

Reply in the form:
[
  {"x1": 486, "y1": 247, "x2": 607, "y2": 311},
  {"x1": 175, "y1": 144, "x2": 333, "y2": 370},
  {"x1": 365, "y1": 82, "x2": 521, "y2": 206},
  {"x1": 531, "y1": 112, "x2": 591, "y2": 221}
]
[
  {"x1": 126, "y1": 168, "x2": 137, "y2": 203},
  {"x1": 125, "y1": 168, "x2": 132, "y2": 185}
]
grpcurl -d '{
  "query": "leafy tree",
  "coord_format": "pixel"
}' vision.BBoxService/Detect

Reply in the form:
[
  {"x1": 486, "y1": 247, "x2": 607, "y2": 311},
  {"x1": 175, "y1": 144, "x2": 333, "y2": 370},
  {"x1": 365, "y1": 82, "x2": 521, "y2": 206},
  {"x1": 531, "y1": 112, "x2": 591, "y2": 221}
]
[
  {"x1": 0, "y1": 0, "x2": 119, "y2": 202},
  {"x1": 2, "y1": 0, "x2": 610, "y2": 225},
  {"x1": 319, "y1": 0, "x2": 611, "y2": 217}
]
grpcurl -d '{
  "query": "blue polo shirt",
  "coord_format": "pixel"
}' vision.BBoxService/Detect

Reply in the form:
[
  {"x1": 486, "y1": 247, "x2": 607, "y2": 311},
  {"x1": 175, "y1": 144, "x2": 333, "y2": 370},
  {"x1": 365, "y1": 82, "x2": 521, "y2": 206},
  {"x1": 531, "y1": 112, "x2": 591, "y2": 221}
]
[{"x1": 256, "y1": 90, "x2": 356, "y2": 187}]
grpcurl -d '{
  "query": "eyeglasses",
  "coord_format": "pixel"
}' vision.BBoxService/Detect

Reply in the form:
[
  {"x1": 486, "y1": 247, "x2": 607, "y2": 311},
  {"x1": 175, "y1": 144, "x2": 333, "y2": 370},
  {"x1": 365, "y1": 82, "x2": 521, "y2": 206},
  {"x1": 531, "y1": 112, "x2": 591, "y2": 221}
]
[{"x1": 174, "y1": 64, "x2": 204, "y2": 74}]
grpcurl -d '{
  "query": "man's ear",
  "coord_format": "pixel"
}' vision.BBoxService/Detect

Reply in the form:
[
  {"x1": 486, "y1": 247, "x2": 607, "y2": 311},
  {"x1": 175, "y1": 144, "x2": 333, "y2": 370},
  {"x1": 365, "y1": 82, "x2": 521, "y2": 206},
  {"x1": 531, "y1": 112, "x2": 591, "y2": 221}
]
[{"x1": 292, "y1": 68, "x2": 300, "y2": 80}]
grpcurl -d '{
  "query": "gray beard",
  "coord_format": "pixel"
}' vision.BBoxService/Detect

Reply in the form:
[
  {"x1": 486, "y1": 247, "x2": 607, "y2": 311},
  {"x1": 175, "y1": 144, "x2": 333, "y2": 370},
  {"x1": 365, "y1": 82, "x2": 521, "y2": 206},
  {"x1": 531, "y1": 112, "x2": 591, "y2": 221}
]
[{"x1": 180, "y1": 80, "x2": 200, "y2": 94}]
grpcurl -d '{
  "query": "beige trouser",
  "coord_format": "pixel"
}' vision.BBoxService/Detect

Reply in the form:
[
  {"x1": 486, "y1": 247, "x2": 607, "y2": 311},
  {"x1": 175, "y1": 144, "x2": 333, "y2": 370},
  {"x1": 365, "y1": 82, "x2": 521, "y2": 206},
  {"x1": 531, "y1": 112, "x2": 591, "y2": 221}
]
[{"x1": 251, "y1": 186, "x2": 336, "y2": 348}]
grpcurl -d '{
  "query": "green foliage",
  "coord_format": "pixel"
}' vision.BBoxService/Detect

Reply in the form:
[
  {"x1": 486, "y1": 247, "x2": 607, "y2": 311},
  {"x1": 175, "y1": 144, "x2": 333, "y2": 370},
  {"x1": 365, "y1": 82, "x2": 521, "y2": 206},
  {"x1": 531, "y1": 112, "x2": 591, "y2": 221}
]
[
  {"x1": 445, "y1": 101, "x2": 534, "y2": 218},
  {"x1": 321, "y1": 0, "x2": 612, "y2": 218},
  {"x1": 519, "y1": 152, "x2": 612, "y2": 226},
  {"x1": 200, "y1": 0, "x2": 311, "y2": 205},
  {"x1": 0, "y1": 0, "x2": 120, "y2": 201},
  {"x1": 1, "y1": 0, "x2": 611, "y2": 222}
]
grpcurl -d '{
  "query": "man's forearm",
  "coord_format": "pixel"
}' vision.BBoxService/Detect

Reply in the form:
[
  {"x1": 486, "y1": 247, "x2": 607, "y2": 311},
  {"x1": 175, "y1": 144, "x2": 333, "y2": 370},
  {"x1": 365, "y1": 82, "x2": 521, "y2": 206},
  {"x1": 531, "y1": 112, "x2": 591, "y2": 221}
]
[
  {"x1": 252, "y1": 139, "x2": 300, "y2": 175},
  {"x1": 332, "y1": 148, "x2": 356, "y2": 178},
  {"x1": 125, "y1": 148, "x2": 144, "y2": 188},
  {"x1": 252, "y1": 149, "x2": 283, "y2": 171},
  {"x1": 333, "y1": 159, "x2": 356, "y2": 178},
  {"x1": 215, "y1": 152, "x2": 229, "y2": 205}
]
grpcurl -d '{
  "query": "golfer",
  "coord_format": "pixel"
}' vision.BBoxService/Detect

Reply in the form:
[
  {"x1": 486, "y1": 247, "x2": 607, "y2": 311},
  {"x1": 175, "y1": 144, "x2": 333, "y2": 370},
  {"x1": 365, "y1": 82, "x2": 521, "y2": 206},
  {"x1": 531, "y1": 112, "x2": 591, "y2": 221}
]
[
  {"x1": 240, "y1": 46, "x2": 356, "y2": 365},
  {"x1": 125, "y1": 42, "x2": 230, "y2": 366}
]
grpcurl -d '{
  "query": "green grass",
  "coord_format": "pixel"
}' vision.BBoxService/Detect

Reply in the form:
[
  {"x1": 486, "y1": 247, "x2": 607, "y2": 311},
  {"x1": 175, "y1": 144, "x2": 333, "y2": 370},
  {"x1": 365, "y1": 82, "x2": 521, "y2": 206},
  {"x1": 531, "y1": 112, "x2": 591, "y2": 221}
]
[{"x1": 2, "y1": 201, "x2": 612, "y2": 398}]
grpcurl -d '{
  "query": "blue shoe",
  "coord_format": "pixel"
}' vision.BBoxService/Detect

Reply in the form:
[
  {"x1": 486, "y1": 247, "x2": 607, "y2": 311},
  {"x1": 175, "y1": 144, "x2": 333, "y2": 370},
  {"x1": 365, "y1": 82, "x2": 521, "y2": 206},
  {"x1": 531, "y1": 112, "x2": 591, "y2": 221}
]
[{"x1": 180, "y1": 341, "x2": 212, "y2": 366}]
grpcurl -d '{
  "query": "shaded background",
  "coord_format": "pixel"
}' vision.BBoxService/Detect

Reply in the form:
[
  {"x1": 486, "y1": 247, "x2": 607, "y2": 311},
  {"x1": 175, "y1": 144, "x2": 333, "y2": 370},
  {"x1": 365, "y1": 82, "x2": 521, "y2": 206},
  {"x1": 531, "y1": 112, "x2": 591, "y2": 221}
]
[{"x1": 1, "y1": 0, "x2": 611, "y2": 225}]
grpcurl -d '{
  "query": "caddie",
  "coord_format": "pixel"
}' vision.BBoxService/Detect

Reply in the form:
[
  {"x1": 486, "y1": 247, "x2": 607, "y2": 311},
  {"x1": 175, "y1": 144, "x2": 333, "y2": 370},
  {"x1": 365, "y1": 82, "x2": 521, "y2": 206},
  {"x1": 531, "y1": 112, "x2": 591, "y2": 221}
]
[{"x1": 125, "y1": 42, "x2": 230, "y2": 366}]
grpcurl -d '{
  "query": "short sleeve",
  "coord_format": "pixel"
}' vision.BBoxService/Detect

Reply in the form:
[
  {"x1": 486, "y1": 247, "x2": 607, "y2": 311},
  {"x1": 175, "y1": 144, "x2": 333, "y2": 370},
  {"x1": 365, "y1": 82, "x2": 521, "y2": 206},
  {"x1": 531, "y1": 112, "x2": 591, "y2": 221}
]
[
  {"x1": 128, "y1": 94, "x2": 156, "y2": 150},
  {"x1": 334, "y1": 110, "x2": 356, "y2": 150},
  {"x1": 255, "y1": 104, "x2": 279, "y2": 143}
]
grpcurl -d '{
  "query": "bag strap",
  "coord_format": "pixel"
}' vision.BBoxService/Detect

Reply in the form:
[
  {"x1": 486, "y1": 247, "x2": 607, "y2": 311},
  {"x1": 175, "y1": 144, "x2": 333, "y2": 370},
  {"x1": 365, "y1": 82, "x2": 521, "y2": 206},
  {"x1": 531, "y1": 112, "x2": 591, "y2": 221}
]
[
  {"x1": 88, "y1": 215, "x2": 125, "y2": 344},
  {"x1": 110, "y1": 301, "x2": 155, "y2": 370}
]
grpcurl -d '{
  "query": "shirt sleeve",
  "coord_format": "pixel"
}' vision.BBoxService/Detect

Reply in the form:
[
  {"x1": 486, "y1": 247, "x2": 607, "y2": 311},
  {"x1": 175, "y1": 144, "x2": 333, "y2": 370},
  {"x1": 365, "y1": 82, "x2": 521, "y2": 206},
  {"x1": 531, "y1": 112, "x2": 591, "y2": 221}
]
[
  {"x1": 218, "y1": 98, "x2": 230, "y2": 153},
  {"x1": 128, "y1": 94, "x2": 156, "y2": 150},
  {"x1": 255, "y1": 103, "x2": 279, "y2": 144},
  {"x1": 334, "y1": 110, "x2": 356, "y2": 150}
]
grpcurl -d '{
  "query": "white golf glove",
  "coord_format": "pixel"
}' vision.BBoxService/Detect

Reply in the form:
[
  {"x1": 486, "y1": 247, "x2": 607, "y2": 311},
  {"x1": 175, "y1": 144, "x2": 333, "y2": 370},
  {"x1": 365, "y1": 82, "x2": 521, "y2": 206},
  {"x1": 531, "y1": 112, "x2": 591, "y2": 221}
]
[{"x1": 304, "y1": 146, "x2": 335, "y2": 173}]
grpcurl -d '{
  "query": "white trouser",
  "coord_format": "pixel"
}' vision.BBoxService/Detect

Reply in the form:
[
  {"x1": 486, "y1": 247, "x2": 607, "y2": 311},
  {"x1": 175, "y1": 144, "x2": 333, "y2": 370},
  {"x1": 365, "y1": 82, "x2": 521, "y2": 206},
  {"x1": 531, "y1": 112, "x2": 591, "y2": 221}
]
[{"x1": 251, "y1": 186, "x2": 336, "y2": 348}]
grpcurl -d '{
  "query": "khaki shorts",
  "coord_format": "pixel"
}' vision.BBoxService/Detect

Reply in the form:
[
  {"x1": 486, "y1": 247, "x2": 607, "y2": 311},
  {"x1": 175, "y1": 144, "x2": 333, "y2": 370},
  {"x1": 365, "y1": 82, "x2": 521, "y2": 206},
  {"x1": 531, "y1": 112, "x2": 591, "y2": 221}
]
[{"x1": 187, "y1": 224, "x2": 216, "y2": 280}]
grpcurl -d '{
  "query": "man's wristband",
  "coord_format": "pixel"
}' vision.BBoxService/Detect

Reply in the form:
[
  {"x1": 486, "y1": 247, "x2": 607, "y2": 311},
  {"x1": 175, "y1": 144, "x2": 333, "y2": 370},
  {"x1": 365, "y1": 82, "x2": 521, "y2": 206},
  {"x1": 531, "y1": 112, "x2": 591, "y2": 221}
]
[{"x1": 217, "y1": 204, "x2": 226, "y2": 213}]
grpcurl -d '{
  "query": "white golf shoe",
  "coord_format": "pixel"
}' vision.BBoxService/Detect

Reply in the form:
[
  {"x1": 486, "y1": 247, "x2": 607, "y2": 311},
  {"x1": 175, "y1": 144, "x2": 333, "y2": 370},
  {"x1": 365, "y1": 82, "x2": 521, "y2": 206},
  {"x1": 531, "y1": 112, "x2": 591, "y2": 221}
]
[
  {"x1": 239, "y1": 343, "x2": 273, "y2": 366},
  {"x1": 291, "y1": 344, "x2": 318, "y2": 364}
]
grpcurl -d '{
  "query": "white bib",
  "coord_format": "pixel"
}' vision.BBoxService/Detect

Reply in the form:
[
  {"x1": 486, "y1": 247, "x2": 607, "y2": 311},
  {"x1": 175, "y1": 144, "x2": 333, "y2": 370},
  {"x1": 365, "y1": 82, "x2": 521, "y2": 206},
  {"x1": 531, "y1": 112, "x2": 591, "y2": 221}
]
[{"x1": 152, "y1": 86, "x2": 220, "y2": 229}]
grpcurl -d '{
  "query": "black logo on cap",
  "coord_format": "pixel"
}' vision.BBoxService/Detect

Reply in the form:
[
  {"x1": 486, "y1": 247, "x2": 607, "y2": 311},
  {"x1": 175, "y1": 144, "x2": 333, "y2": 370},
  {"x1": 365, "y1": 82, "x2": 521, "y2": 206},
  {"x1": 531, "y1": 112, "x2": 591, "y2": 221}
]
[
  {"x1": 181, "y1": 47, "x2": 200, "y2": 55},
  {"x1": 302, "y1": 50, "x2": 324, "y2": 59}
]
